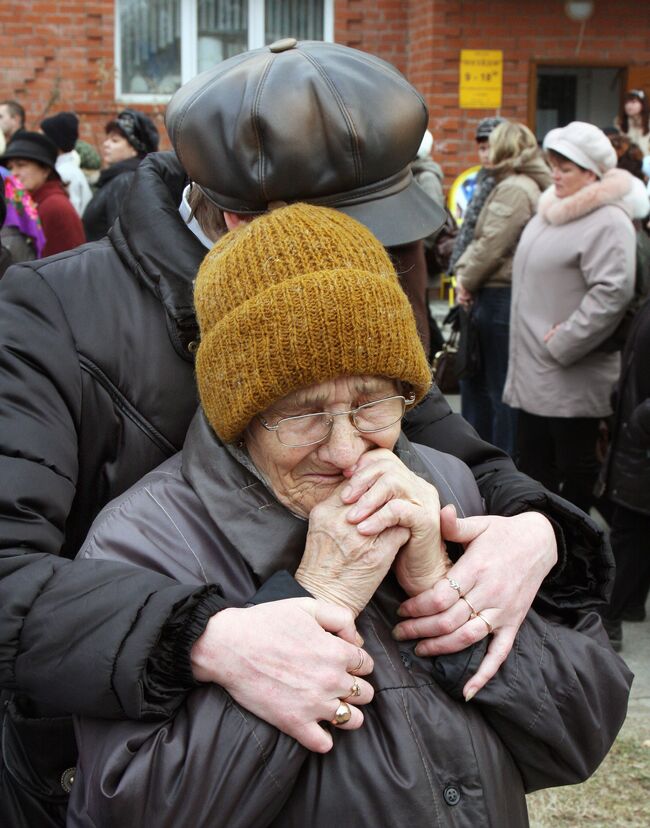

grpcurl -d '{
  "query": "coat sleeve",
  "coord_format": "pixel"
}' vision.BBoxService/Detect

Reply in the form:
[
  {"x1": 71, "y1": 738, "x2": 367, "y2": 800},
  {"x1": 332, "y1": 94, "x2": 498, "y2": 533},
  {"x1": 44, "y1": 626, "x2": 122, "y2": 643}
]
[
  {"x1": 0, "y1": 265, "x2": 226, "y2": 719},
  {"x1": 403, "y1": 390, "x2": 615, "y2": 610},
  {"x1": 69, "y1": 685, "x2": 308, "y2": 828},
  {"x1": 454, "y1": 181, "x2": 534, "y2": 293},
  {"x1": 546, "y1": 211, "x2": 636, "y2": 366},
  {"x1": 432, "y1": 610, "x2": 632, "y2": 792}
]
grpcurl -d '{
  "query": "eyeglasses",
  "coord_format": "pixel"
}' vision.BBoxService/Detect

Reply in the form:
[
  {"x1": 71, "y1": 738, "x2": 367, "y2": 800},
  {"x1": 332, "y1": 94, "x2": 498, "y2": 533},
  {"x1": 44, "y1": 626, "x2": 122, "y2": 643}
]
[{"x1": 257, "y1": 393, "x2": 416, "y2": 447}]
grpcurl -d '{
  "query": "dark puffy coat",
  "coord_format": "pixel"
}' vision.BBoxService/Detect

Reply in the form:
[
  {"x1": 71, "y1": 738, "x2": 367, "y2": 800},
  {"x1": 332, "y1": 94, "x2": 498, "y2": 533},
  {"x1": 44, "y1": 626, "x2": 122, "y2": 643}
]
[
  {"x1": 0, "y1": 153, "x2": 614, "y2": 823},
  {"x1": 82, "y1": 156, "x2": 141, "y2": 240},
  {"x1": 67, "y1": 415, "x2": 631, "y2": 828},
  {"x1": 604, "y1": 298, "x2": 650, "y2": 514}
]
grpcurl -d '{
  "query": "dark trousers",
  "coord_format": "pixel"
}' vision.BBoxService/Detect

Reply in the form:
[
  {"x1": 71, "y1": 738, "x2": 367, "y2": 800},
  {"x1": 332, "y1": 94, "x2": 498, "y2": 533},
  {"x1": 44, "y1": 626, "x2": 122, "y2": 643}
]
[
  {"x1": 605, "y1": 504, "x2": 650, "y2": 620},
  {"x1": 516, "y1": 412, "x2": 601, "y2": 514},
  {"x1": 460, "y1": 287, "x2": 518, "y2": 456}
]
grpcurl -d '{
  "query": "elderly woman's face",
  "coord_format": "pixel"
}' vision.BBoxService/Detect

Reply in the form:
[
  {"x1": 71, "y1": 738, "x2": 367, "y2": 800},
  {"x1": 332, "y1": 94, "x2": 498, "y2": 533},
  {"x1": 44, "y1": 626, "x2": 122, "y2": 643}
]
[
  {"x1": 245, "y1": 375, "x2": 403, "y2": 518},
  {"x1": 550, "y1": 158, "x2": 596, "y2": 198}
]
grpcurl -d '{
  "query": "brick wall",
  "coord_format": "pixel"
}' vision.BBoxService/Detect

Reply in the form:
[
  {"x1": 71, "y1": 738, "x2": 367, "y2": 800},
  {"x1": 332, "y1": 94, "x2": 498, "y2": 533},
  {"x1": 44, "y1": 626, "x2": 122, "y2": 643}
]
[
  {"x1": 0, "y1": 0, "x2": 165, "y2": 151},
  {"x1": 336, "y1": 0, "x2": 650, "y2": 185},
  {"x1": 2, "y1": 0, "x2": 649, "y2": 187},
  {"x1": 334, "y1": 0, "x2": 407, "y2": 73}
]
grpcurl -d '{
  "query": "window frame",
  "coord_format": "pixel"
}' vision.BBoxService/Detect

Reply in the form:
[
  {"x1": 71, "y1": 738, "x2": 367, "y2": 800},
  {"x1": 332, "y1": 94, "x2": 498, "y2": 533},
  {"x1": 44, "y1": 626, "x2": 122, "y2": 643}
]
[{"x1": 115, "y1": 0, "x2": 334, "y2": 104}]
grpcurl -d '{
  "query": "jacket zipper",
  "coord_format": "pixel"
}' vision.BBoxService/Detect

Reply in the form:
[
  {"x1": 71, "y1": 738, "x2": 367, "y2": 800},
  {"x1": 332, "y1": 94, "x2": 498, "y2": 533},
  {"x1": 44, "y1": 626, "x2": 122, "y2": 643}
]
[{"x1": 79, "y1": 355, "x2": 178, "y2": 456}]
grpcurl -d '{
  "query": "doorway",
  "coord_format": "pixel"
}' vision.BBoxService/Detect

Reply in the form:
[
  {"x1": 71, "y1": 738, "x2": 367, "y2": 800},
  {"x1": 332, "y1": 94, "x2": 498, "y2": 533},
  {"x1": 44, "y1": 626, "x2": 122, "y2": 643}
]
[{"x1": 534, "y1": 65, "x2": 624, "y2": 141}]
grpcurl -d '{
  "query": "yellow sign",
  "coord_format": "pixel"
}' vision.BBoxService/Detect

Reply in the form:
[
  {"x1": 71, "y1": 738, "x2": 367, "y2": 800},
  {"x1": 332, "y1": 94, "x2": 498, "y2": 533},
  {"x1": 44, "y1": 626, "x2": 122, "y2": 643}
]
[{"x1": 459, "y1": 50, "x2": 503, "y2": 109}]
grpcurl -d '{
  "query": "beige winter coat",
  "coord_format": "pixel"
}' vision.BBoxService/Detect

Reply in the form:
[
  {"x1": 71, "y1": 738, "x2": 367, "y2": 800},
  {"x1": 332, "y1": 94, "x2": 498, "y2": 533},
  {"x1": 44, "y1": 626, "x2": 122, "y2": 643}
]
[
  {"x1": 455, "y1": 149, "x2": 551, "y2": 292},
  {"x1": 503, "y1": 168, "x2": 649, "y2": 418}
]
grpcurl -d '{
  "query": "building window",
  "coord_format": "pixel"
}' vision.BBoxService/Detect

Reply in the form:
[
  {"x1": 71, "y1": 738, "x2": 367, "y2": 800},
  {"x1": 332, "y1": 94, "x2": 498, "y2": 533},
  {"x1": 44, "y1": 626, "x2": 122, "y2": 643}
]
[{"x1": 116, "y1": 0, "x2": 333, "y2": 102}]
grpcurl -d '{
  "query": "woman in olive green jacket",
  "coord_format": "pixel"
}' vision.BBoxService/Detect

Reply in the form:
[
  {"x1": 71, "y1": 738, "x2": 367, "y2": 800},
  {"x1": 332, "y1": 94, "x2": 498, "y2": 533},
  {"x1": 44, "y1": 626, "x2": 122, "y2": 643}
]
[{"x1": 454, "y1": 122, "x2": 551, "y2": 456}]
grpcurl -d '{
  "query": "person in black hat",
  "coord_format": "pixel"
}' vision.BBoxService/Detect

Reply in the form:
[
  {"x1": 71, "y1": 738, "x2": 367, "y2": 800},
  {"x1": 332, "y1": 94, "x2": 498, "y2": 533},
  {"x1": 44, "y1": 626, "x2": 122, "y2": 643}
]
[
  {"x1": 40, "y1": 111, "x2": 93, "y2": 217},
  {"x1": 0, "y1": 131, "x2": 85, "y2": 257},
  {"x1": 0, "y1": 41, "x2": 608, "y2": 828},
  {"x1": 82, "y1": 108, "x2": 159, "y2": 241}
]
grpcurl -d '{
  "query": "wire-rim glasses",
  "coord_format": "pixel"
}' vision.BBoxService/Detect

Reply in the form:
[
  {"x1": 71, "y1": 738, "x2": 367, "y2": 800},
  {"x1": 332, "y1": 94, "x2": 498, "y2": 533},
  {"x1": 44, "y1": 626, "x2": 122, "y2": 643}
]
[{"x1": 257, "y1": 393, "x2": 416, "y2": 447}]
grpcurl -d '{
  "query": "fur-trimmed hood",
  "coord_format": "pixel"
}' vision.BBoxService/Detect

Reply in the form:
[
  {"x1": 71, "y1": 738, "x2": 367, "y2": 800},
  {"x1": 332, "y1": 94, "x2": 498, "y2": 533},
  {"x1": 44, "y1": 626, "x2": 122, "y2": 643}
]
[{"x1": 538, "y1": 168, "x2": 649, "y2": 226}]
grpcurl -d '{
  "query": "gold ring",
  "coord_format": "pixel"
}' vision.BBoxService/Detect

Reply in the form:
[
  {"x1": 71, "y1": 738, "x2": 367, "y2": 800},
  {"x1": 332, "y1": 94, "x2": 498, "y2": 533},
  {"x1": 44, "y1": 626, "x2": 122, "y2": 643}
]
[
  {"x1": 476, "y1": 612, "x2": 493, "y2": 635},
  {"x1": 331, "y1": 701, "x2": 352, "y2": 725},
  {"x1": 352, "y1": 649, "x2": 364, "y2": 672},
  {"x1": 459, "y1": 595, "x2": 477, "y2": 620},
  {"x1": 346, "y1": 679, "x2": 361, "y2": 698},
  {"x1": 446, "y1": 577, "x2": 462, "y2": 596}
]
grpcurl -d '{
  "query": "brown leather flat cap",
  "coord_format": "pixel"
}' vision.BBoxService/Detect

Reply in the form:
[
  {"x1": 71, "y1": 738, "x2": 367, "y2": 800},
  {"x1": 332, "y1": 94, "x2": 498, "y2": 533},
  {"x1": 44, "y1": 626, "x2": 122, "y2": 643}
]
[{"x1": 165, "y1": 39, "x2": 445, "y2": 246}]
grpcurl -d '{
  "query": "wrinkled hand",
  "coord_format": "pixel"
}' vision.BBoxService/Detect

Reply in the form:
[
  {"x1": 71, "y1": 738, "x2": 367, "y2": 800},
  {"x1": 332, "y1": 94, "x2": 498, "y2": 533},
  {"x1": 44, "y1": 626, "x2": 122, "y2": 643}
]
[
  {"x1": 191, "y1": 598, "x2": 374, "y2": 753},
  {"x1": 393, "y1": 505, "x2": 557, "y2": 700},
  {"x1": 340, "y1": 449, "x2": 450, "y2": 596},
  {"x1": 295, "y1": 483, "x2": 410, "y2": 617}
]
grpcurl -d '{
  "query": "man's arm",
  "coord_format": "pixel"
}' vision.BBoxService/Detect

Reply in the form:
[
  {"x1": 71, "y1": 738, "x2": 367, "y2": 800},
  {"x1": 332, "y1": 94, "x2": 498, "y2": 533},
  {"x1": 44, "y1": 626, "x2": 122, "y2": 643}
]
[
  {"x1": 0, "y1": 266, "x2": 373, "y2": 734},
  {"x1": 400, "y1": 389, "x2": 614, "y2": 695},
  {"x1": 402, "y1": 389, "x2": 613, "y2": 610},
  {"x1": 0, "y1": 264, "x2": 221, "y2": 718}
]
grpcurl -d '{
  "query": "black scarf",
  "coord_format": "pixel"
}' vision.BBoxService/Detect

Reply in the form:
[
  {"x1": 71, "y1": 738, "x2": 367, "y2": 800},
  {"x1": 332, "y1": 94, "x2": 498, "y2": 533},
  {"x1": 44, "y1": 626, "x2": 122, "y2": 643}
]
[{"x1": 448, "y1": 168, "x2": 497, "y2": 274}]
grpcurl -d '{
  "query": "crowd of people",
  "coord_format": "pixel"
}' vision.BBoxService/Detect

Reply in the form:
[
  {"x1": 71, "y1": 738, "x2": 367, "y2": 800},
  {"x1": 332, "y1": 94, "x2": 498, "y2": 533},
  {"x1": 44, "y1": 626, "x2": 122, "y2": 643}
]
[
  {"x1": 433, "y1": 102, "x2": 650, "y2": 654},
  {"x1": 0, "y1": 39, "x2": 645, "y2": 828},
  {"x1": 0, "y1": 101, "x2": 159, "y2": 265}
]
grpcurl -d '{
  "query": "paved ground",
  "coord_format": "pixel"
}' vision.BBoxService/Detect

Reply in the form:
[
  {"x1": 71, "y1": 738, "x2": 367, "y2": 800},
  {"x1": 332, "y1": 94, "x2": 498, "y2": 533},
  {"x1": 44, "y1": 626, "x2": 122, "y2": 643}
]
[
  {"x1": 618, "y1": 603, "x2": 650, "y2": 740},
  {"x1": 429, "y1": 297, "x2": 649, "y2": 739}
]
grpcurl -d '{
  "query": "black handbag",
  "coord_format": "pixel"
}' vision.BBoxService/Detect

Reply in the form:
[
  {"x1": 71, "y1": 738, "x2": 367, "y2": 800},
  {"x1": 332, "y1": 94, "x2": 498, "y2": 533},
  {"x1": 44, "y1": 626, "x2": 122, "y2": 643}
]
[
  {"x1": 432, "y1": 305, "x2": 481, "y2": 392},
  {"x1": 431, "y1": 325, "x2": 460, "y2": 394}
]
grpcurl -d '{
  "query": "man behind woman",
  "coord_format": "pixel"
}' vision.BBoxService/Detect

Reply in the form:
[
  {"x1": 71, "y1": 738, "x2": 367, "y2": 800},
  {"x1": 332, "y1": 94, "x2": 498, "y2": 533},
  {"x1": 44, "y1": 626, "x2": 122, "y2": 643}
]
[{"x1": 68, "y1": 202, "x2": 631, "y2": 828}]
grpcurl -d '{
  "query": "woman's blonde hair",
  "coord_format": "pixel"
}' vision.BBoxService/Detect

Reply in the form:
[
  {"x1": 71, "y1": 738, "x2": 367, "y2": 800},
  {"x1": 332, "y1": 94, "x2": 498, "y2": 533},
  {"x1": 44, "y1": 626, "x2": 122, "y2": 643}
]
[{"x1": 489, "y1": 121, "x2": 538, "y2": 166}]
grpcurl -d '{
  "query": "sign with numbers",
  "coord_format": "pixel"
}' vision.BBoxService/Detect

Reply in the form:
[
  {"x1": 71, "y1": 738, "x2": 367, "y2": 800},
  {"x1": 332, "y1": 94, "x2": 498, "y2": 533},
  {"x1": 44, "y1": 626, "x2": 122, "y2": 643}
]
[{"x1": 459, "y1": 50, "x2": 503, "y2": 109}]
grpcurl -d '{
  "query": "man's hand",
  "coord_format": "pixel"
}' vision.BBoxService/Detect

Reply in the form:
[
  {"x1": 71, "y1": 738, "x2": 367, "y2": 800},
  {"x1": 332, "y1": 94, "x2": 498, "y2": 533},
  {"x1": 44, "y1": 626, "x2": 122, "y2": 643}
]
[
  {"x1": 295, "y1": 484, "x2": 410, "y2": 617},
  {"x1": 191, "y1": 598, "x2": 374, "y2": 753},
  {"x1": 393, "y1": 505, "x2": 557, "y2": 699}
]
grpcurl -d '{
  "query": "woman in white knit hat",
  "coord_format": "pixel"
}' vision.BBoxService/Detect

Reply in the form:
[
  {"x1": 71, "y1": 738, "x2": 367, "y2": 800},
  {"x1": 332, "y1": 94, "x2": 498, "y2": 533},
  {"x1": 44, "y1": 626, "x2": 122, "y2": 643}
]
[{"x1": 503, "y1": 121, "x2": 649, "y2": 515}]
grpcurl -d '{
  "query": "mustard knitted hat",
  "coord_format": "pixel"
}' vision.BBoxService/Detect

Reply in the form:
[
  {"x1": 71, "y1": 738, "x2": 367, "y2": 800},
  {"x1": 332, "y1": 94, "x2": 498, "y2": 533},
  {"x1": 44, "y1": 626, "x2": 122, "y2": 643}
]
[{"x1": 194, "y1": 203, "x2": 431, "y2": 443}]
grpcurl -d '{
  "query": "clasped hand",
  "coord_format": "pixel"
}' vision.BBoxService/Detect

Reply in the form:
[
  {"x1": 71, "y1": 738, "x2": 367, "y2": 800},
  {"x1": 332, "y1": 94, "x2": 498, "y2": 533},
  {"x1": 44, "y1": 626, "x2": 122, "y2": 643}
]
[
  {"x1": 295, "y1": 448, "x2": 450, "y2": 615},
  {"x1": 193, "y1": 451, "x2": 558, "y2": 752}
]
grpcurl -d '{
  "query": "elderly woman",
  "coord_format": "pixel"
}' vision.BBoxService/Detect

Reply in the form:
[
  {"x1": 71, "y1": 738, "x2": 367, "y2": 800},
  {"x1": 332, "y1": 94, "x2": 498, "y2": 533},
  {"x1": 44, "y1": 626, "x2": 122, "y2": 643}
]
[
  {"x1": 454, "y1": 121, "x2": 551, "y2": 456},
  {"x1": 504, "y1": 121, "x2": 649, "y2": 514},
  {"x1": 0, "y1": 131, "x2": 85, "y2": 257},
  {"x1": 68, "y1": 205, "x2": 629, "y2": 828}
]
